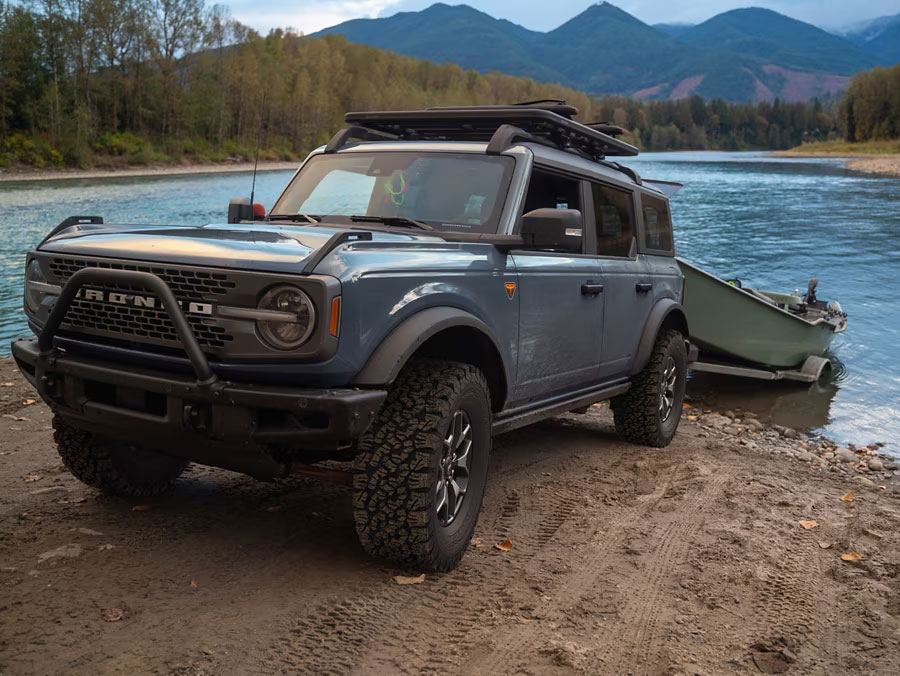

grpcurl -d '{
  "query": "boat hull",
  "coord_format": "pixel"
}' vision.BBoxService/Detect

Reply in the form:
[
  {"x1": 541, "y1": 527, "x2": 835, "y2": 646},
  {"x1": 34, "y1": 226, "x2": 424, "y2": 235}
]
[{"x1": 678, "y1": 259, "x2": 838, "y2": 368}]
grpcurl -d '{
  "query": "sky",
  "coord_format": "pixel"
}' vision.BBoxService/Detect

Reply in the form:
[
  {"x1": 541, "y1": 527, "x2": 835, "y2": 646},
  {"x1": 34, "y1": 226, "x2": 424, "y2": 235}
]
[{"x1": 224, "y1": 0, "x2": 900, "y2": 35}]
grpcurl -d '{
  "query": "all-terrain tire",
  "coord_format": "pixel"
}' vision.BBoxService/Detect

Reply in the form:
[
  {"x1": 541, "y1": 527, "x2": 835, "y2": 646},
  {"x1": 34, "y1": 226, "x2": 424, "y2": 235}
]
[
  {"x1": 352, "y1": 359, "x2": 491, "y2": 572},
  {"x1": 53, "y1": 415, "x2": 187, "y2": 497},
  {"x1": 612, "y1": 329, "x2": 686, "y2": 448}
]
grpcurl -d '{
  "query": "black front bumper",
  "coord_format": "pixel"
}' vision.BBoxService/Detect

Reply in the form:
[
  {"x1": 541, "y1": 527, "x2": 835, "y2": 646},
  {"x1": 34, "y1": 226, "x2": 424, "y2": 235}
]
[{"x1": 12, "y1": 338, "x2": 386, "y2": 477}]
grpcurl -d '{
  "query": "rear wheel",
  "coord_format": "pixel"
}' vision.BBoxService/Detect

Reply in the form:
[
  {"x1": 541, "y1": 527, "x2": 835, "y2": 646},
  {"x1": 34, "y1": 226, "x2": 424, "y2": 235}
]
[
  {"x1": 612, "y1": 329, "x2": 686, "y2": 447},
  {"x1": 53, "y1": 416, "x2": 187, "y2": 497},
  {"x1": 352, "y1": 359, "x2": 491, "y2": 571}
]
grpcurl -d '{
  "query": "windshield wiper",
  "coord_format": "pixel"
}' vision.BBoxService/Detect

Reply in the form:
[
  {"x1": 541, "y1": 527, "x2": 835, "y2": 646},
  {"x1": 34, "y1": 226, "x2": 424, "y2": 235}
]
[
  {"x1": 266, "y1": 213, "x2": 321, "y2": 224},
  {"x1": 350, "y1": 215, "x2": 434, "y2": 231}
]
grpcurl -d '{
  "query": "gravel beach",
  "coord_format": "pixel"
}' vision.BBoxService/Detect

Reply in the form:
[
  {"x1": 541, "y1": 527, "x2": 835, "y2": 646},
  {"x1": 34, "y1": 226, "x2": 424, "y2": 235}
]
[
  {"x1": 0, "y1": 161, "x2": 299, "y2": 183},
  {"x1": 2, "y1": 356, "x2": 900, "y2": 674}
]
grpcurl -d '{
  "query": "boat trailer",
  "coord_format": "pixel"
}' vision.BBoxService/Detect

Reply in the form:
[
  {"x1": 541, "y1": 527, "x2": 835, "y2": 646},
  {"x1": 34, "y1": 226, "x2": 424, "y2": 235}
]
[{"x1": 687, "y1": 344, "x2": 831, "y2": 384}]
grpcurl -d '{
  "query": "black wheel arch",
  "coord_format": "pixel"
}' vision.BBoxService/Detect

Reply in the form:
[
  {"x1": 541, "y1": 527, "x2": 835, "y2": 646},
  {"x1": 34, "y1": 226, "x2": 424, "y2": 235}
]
[
  {"x1": 353, "y1": 306, "x2": 509, "y2": 411},
  {"x1": 630, "y1": 299, "x2": 689, "y2": 376}
]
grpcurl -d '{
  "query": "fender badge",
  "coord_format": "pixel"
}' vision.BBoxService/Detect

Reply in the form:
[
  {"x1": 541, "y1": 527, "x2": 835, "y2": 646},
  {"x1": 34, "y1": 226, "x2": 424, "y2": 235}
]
[{"x1": 505, "y1": 282, "x2": 516, "y2": 299}]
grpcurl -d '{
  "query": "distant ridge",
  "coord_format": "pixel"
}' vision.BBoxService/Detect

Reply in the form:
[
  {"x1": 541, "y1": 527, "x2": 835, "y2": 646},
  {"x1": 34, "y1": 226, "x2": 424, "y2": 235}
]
[{"x1": 313, "y1": 2, "x2": 890, "y2": 102}]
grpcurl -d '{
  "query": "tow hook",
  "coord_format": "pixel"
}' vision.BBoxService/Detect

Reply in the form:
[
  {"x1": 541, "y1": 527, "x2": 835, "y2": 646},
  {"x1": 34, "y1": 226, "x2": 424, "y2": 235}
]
[{"x1": 183, "y1": 404, "x2": 209, "y2": 432}]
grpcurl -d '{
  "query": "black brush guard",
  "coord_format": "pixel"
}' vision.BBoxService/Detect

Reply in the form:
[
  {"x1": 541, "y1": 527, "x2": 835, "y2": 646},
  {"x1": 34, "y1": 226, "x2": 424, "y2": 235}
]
[{"x1": 12, "y1": 268, "x2": 386, "y2": 478}]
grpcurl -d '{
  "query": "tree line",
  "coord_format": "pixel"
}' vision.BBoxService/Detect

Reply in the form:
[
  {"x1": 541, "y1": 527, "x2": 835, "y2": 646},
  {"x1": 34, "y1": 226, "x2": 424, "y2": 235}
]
[
  {"x1": 843, "y1": 64, "x2": 900, "y2": 142},
  {"x1": 0, "y1": 0, "x2": 894, "y2": 169}
]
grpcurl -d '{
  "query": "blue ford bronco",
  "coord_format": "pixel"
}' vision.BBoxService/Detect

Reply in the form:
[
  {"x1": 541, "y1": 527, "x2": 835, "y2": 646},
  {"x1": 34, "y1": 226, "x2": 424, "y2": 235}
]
[{"x1": 12, "y1": 102, "x2": 689, "y2": 571}]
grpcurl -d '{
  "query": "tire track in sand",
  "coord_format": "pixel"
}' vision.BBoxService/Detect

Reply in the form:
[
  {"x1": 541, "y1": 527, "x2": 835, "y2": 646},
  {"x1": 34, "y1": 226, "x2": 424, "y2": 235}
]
[
  {"x1": 257, "y1": 477, "x2": 581, "y2": 675},
  {"x1": 469, "y1": 463, "x2": 735, "y2": 676}
]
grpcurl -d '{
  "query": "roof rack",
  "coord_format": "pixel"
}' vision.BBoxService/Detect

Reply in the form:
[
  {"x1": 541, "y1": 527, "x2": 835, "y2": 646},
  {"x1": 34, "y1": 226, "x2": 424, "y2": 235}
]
[{"x1": 324, "y1": 104, "x2": 639, "y2": 166}]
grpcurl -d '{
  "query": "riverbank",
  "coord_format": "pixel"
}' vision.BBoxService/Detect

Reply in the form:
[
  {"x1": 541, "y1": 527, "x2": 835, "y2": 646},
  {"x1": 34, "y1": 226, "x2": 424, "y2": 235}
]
[
  {"x1": 2, "y1": 356, "x2": 900, "y2": 674},
  {"x1": 0, "y1": 160, "x2": 299, "y2": 183},
  {"x1": 774, "y1": 140, "x2": 900, "y2": 177}
]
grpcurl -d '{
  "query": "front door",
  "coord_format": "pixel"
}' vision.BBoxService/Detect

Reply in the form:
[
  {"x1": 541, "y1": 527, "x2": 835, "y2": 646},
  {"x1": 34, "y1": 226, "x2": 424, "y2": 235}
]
[{"x1": 509, "y1": 169, "x2": 604, "y2": 404}]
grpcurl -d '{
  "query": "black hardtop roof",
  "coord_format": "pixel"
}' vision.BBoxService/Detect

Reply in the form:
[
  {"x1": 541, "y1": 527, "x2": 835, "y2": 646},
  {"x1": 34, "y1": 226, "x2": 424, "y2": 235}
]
[{"x1": 337, "y1": 103, "x2": 639, "y2": 162}]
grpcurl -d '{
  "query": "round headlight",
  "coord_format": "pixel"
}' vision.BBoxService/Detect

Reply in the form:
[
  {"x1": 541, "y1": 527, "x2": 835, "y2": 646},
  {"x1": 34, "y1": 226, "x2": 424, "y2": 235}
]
[
  {"x1": 257, "y1": 285, "x2": 316, "y2": 350},
  {"x1": 24, "y1": 259, "x2": 48, "y2": 313}
]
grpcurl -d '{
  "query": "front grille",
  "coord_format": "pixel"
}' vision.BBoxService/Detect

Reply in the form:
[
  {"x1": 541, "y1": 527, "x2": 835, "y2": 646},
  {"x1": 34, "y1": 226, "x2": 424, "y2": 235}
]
[
  {"x1": 49, "y1": 257, "x2": 236, "y2": 350},
  {"x1": 49, "y1": 258, "x2": 236, "y2": 299}
]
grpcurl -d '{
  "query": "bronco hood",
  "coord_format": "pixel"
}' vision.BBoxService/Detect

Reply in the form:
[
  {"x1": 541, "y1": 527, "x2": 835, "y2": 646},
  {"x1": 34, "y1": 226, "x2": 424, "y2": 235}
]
[{"x1": 38, "y1": 221, "x2": 430, "y2": 274}]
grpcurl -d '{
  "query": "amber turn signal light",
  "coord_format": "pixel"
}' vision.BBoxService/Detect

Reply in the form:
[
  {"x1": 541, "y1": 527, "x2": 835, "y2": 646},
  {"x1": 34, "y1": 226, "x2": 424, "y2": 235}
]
[{"x1": 329, "y1": 296, "x2": 341, "y2": 337}]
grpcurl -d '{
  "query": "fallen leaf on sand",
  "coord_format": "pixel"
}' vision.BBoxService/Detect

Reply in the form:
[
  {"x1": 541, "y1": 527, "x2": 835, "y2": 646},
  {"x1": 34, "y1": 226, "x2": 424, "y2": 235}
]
[
  {"x1": 495, "y1": 539, "x2": 513, "y2": 552},
  {"x1": 190, "y1": 579, "x2": 199, "y2": 590},
  {"x1": 683, "y1": 402, "x2": 694, "y2": 409},
  {"x1": 131, "y1": 505, "x2": 153, "y2": 512},
  {"x1": 687, "y1": 415, "x2": 698, "y2": 421},
  {"x1": 1, "y1": 381, "x2": 14, "y2": 387},
  {"x1": 24, "y1": 474, "x2": 42, "y2": 483},
  {"x1": 101, "y1": 607, "x2": 126, "y2": 622},
  {"x1": 23, "y1": 399, "x2": 36, "y2": 406},
  {"x1": 393, "y1": 574, "x2": 425, "y2": 585},
  {"x1": 799, "y1": 520, "x2": 818, "y2": 530},
  {"x1": 818, "y1": 542, "x2": 832, "y2": 549},
  {"x1": 840, "y1": 551, "x2": 862, "y2": 562},
  {"x1": 4, "y1": 415, "x2": 29, "y2": 422},
  {"x1": 840, "y1": 491, "x2": 855, "y2": 503}
]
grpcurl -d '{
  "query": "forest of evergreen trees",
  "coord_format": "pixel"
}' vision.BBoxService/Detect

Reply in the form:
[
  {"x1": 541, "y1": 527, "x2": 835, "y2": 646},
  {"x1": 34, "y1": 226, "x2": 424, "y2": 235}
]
[{"x1": 0, "y1": 0, "x2": 897, "y2": 169}]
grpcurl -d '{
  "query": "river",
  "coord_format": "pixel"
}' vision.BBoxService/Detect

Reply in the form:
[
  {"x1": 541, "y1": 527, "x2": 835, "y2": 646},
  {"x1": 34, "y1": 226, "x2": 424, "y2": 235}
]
[{"x1": 1, "y1": 152, "x2": 898, "y2": 449}]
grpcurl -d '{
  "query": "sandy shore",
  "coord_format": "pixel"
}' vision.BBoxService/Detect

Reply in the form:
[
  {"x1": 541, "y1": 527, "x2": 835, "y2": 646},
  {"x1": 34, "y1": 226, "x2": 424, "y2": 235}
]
[
  {"x1": 773, "y1": 151, "x2": 900, "y2": 178},
  {"x1": 0, "y1": 160, "x2": 299, "y2": 183},
  {"x1": 2, "y1": 355, "x2": 899, "y2": 674}
]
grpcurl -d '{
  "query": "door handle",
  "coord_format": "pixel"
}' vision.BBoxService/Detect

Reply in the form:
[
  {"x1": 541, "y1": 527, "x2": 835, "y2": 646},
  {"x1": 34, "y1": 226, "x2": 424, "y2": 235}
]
[
  {"x1": 635, "y1": 282, "x2": 653, "y2": 293},
  {"x1": 581, "y1": 283, "x2": 604, "y2": 296}
]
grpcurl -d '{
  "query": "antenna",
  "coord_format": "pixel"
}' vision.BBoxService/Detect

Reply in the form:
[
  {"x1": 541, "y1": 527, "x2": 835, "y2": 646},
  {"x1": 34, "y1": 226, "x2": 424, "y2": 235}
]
[{"x1": 249, "y1": 92, "x2": 266, "y2": 208}]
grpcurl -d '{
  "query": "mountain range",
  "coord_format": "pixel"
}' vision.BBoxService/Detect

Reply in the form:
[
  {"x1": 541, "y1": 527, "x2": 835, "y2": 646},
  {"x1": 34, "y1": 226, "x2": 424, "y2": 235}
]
[{"x1": 313, "y1": 3, "x2": 899, "y2": 103}]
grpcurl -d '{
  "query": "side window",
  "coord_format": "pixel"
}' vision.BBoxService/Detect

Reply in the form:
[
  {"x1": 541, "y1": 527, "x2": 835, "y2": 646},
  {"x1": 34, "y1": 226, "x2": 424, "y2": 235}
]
[
  {"x1": 522, "y1": 169, "x2": 582, "y2": 214},
  {"x1": 640, "y1": 193, "x2": 673, "y2": 252},
  {"x1": 520, "y1": 169, "x2": 583, "y2": 252},
  {"x1": 590, "y1": 182, "x2": 635, "y2": 257}
]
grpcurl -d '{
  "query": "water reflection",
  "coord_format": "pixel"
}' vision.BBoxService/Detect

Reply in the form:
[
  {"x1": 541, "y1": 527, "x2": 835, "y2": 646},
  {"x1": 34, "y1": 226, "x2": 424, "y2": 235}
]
[{"x1": 687, "y1": 372, "x2": 840, "y2": 435}]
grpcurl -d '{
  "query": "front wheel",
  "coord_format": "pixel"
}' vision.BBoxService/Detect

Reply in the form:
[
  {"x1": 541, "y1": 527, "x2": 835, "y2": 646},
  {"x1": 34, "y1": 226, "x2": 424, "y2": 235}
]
[
  {"x1": 53, "y1": 415, "x2": 187, "y2": 497},
  {"x1": 352, "y1": 359, "x2": 491, "y2": 572},
  {"x1": 612, "y1": 329, "x2": 686, "y2": 447}
]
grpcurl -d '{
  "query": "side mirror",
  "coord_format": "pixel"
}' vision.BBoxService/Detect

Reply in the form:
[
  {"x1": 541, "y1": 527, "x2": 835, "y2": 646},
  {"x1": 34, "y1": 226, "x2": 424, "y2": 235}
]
[
  {"x1": 520, "y1": 208, "x2": 583, "y2": 252},
  {"x1": 228, "y1": 197, "x2": 252, "y2": 224}
]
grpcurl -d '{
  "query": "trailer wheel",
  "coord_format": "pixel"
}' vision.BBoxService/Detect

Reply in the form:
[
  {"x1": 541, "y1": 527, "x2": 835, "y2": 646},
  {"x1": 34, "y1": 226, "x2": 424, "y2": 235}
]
[{"x1": 612, "y1": 329, "x2": 686, "y2": 447}]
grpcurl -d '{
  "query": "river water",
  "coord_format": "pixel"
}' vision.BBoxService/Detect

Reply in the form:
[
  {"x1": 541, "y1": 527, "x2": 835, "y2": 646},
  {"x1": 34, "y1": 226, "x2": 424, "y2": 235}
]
[{"x1": 1, "y1": 152, "x2": 898, "y2": 449}]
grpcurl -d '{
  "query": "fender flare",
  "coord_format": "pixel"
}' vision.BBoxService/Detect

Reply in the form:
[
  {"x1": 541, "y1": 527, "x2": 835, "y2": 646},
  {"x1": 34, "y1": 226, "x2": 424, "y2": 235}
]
[
  {"x1": 353, "y1": 306, "x2": 509, "y2": 388},
  {"x1": 631, "y1": 299, "x2": 689, "y2": 375}
]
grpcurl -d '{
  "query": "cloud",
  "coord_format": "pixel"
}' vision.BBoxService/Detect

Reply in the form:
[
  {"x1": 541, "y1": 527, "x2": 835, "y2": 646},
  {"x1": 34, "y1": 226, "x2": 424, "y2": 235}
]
[{"x1": 229, "y1": 0, "x2": 404, "y2": 35}]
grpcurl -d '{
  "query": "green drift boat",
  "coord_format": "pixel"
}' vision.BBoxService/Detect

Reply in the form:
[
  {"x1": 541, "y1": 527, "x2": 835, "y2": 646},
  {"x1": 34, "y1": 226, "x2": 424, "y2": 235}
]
[{"x1": 678, "y1": 259, "x2": 847, "y2": 369}]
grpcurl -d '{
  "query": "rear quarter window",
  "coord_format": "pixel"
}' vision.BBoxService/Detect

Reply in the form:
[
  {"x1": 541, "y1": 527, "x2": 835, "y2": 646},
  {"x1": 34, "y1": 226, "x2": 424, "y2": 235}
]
[{"x1": 640, "y1": 193, "x2": 673, "y2": 252}]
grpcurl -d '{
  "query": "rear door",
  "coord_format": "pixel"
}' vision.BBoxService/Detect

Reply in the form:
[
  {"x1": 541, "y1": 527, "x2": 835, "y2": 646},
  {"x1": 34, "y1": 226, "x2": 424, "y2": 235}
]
[
  {"x1": 583, "y1": 179, "x2": 652, "y2": 380},
  {"x1": 509, "y1": 168, "x2": 604, "y2": 405}
]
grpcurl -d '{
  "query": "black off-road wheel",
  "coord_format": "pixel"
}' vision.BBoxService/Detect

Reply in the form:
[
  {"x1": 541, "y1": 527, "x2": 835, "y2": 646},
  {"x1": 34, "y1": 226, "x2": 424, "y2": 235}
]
[
  {"x1": 611, "y1": 329, "x2": 686, "y2": 448},
  {"x1": 53, "y1": 415, "x2": 188, "y2": 497},
  {"x1": 352, "y1": 359, "x2": 491, "y2": 572}
]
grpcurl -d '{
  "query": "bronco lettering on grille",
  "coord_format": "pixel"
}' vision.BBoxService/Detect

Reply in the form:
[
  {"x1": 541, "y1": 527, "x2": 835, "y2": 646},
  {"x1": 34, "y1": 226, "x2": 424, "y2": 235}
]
[{"x1": 75, "y1": 288, "x2": 214, "y2": 316}]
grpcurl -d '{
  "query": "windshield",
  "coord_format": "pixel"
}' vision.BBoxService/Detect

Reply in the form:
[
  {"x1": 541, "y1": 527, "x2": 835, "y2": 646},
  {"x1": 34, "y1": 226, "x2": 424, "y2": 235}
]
[{"x1": 271, "y1": 152, "x2": 515, "y2": 233}]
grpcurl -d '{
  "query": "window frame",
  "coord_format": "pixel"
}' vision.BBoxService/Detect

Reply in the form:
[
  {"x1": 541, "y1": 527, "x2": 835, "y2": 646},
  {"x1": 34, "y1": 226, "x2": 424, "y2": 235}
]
[
  {"x1": 582, "y1": 179, "x2": 639, "y2": 260},
  {"x1": 637, "y1": 189, "x2": 675, "y2": 257}
]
